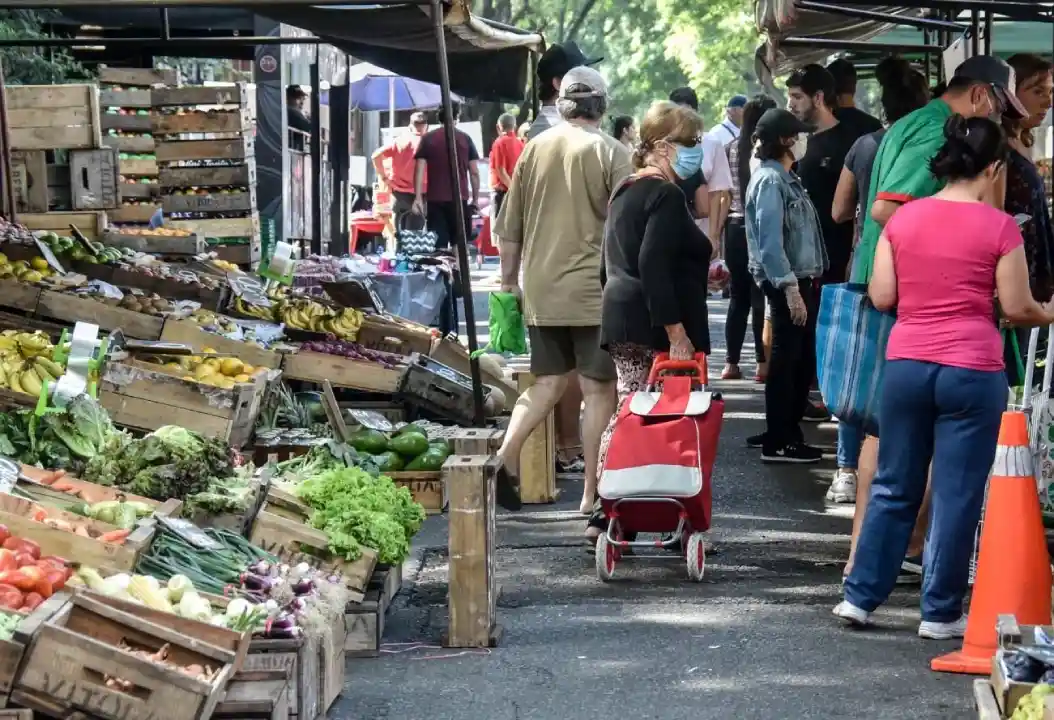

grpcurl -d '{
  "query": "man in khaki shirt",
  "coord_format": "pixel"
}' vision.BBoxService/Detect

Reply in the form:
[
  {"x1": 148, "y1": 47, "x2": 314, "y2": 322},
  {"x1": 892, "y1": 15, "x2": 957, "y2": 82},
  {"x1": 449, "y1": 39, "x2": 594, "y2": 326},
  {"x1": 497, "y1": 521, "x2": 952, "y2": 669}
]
[{"x1": 494, "y1": 66, "x2": 632, "y2": 510}]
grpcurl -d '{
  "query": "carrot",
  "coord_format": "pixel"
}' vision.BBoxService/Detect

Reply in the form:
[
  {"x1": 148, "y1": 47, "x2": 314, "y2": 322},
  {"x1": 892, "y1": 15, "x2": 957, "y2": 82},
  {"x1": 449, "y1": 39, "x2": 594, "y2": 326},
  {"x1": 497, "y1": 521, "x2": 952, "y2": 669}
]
[
  {"x1": 98, "y1": 529, "x2": 130, "y2": 544},
  {"x1": 50, "y1": 481, "x2": 78, "y2": 494},
  {"x1": 31, "y1": 510, "x2": 47, "y2": 523},
  {"x1": 38, "y1": 470, "x2": 65, "y2": 486}
]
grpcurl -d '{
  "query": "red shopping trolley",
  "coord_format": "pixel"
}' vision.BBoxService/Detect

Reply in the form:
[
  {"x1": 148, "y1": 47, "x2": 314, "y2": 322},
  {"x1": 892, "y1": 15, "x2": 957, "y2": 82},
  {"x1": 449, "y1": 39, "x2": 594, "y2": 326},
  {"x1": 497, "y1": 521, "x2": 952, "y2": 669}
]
[{"x1": 595, "y1": 353, "x2": 724, "y2": 582}]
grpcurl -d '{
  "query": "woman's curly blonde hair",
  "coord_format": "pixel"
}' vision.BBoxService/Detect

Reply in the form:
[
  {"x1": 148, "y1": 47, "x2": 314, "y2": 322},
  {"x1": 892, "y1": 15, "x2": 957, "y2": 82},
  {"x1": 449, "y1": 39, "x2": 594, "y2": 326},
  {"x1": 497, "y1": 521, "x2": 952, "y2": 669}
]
[{"x1": 633, "y1": 101, "x2": 705, "y2": 169}]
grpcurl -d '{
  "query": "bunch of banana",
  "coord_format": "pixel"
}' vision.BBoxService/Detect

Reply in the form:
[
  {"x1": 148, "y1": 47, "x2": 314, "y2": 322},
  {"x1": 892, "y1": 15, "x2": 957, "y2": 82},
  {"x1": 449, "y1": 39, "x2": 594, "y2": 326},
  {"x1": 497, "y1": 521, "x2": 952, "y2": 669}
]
[
  {"x1": 233, "y1": 296, "x2": 276, "y2": 322},
  {"x1": 0, "y1": 355, "x2": 64, "y2": 397},
  {"x1": 16, "y1": 331, "x2": 51, "y2": 358}
]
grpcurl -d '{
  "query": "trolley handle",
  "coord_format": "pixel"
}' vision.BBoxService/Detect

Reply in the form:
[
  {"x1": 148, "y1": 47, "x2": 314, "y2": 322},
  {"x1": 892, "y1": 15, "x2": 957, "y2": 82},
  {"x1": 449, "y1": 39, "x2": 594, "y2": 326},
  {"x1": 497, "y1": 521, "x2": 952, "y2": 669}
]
[{"x1": 646, "y1": 352, "x2": 709, "y2": 385}]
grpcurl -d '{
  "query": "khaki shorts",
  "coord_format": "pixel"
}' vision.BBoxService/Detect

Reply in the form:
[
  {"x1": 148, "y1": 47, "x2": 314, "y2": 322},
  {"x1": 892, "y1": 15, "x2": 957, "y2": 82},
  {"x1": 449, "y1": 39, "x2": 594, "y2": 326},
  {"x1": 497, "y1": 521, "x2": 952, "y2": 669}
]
[{"x1": 528, "y1": 326, "x2": 615, "y2": 382}]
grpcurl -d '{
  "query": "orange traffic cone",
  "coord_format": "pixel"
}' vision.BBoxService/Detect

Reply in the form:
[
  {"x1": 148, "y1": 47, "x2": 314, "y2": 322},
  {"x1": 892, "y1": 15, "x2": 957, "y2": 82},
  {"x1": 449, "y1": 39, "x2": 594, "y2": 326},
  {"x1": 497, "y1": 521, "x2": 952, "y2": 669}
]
[{"x1": 931, "y1": 410, "x2": 1052, "y2": 675}]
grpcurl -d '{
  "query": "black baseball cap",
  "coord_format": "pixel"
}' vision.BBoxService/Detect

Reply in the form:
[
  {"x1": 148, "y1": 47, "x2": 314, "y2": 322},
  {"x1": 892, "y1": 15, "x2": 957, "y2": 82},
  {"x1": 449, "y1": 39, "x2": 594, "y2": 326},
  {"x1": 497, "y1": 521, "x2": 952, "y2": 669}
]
[
  {"x1": 954, "y1": 55, "x2": 1028, "y2": 119},
  {"x1": 537, "y1": 41, "x2": 602, "y2": 83},
  {"x1": 754, "y1": 108, "x2": 811, "y2": 140}
]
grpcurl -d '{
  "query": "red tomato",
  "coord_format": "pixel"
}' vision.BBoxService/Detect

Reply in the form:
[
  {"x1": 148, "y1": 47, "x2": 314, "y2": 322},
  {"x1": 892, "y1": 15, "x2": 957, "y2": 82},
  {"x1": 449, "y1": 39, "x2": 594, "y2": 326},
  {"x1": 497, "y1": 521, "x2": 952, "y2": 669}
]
[
  {"x1": 20, "y1": 592, "x2": 43, "y2": 612},
  {"x1": 13, "y1": 553, "x2": 35, "y2": 569},
  {"x1": 0, "y1": 550, "x2": 17, "y2": 573},
  {"x1": 42, "y1": 568, "x2": 65, "y2": 592},
  {"x1": 2, "y1": 538, "x2": 40, "y2": 560},
  {"x1": 0, "y1": 525, "x2": 11, "y2": 546},
  {"x1": 0, "y1": 584, "x2": 23, "y2": 611}
]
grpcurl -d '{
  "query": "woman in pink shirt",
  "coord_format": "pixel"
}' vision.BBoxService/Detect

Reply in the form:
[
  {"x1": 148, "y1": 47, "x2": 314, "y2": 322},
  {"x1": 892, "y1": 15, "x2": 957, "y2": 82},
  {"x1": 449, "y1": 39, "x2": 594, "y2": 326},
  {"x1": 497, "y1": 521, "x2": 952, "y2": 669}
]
[{"x1": 835, "y1": 115, "x2": 1054, "y2": 637}]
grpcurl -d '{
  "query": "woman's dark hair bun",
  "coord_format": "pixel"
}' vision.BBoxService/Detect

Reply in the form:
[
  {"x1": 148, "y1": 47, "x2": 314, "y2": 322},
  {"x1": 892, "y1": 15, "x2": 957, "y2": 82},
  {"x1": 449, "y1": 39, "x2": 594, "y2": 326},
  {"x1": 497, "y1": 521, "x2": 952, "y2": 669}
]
[
  {"x1": 930, "y1": 114, "x2": 1008, "y2": 183},
  {"x1": 874, "y1": 57, "x2": 912, "y2": 87}
]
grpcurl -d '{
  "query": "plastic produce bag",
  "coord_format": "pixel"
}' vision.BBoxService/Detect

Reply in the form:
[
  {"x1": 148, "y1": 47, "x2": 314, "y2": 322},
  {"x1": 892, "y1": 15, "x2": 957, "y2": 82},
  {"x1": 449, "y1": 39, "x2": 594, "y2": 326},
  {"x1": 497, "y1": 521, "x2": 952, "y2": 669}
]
[{"x1": 472, "y1": 292, "x2": 527, "y2": 357}]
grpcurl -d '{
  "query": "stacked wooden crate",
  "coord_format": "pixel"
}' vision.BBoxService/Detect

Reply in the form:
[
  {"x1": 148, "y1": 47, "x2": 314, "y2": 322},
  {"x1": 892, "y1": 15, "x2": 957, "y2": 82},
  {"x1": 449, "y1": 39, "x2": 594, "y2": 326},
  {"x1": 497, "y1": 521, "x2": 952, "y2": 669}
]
[
  {"x1": 152, "y1": 83, "x2": 260, "y2": 267},
  {"x1": 7, "y1": 84, "x2": 114, "y2": 237},
  {"x1": 99, "y1": 66, "x2": 175, "y2": 228}
]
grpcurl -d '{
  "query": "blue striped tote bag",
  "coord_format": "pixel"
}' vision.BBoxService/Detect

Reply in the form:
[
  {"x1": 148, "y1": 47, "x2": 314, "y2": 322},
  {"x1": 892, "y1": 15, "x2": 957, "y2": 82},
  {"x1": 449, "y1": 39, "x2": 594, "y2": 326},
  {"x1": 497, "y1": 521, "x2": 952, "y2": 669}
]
[{"x1": 815, "y1": 283, "x2": 895, "y2": 435}]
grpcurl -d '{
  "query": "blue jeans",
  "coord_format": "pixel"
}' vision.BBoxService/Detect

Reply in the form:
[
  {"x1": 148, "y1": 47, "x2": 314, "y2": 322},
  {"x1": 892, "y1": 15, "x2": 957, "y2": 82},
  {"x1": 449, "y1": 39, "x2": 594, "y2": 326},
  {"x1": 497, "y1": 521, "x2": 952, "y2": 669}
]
[
  {"x1": 844, "y1": 359, "x2": 1006, "y2": 622},
  {"x1": 837, "y1": 420, "x2": 864, "y2": 469}
]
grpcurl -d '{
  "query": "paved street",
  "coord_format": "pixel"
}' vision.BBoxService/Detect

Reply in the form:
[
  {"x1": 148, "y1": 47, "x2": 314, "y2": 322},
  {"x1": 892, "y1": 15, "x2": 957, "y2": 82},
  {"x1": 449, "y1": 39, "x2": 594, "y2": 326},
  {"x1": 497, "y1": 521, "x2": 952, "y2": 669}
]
[{"x1": 331, "y1": 272, "x2": 978, "y2": 719}]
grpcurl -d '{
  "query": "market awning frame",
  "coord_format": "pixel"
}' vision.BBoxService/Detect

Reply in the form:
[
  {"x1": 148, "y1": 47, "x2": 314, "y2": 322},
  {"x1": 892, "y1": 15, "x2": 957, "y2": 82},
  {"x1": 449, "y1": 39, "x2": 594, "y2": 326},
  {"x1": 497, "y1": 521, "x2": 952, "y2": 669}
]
[{"x1": 0, "y1": 0, "x2": 508, "y2": 425}]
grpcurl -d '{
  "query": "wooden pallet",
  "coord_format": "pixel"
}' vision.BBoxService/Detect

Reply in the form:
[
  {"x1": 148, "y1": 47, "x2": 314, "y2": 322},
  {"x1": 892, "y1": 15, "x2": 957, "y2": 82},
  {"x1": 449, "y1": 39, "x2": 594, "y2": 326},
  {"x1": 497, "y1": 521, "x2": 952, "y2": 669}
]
[
  {"x1": 7, "y1": 84, "x2": 101, "y2": 151},
  {"x1": 344, "y1": 566, "x2": 403, "y2": 657}
]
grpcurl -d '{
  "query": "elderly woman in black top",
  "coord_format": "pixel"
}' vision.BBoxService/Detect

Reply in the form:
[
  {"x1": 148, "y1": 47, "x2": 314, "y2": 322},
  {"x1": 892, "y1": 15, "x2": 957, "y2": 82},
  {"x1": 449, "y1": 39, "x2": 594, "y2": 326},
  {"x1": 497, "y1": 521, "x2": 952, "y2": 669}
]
[{"x1": 586, "y1": 100, "x2": 711, "y2": 544}]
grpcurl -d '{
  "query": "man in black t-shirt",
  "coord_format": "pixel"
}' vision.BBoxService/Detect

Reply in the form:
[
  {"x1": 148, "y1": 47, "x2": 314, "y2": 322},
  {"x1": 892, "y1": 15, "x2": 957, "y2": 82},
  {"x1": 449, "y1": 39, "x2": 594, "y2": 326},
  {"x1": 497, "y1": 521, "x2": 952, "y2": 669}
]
[
  {"x1": 787, "y1": 64, "x2": 860, "y2": 286},
  {"x1": 827, "y1": 59, "x2": 883, "y2": 139}
]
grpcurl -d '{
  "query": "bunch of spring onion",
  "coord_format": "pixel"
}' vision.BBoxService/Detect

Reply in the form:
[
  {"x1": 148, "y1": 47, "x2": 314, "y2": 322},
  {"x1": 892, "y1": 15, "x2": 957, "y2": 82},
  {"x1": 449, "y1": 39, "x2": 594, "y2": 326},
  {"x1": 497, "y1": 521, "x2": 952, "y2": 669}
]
[{"x1": 238, "y1": 560, "x2": 351, "y2": 640}]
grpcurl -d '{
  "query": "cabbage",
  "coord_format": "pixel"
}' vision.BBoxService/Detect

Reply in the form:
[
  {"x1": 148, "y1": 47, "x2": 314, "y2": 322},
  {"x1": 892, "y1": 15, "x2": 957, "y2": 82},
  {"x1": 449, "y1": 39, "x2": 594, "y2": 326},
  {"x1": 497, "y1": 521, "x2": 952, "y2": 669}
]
[
  {"x1": 177, "y1": 592, "x2": 213, "y2": 623},
  {"x1": 166, "y1": 575, "x2": 194, "y2": 603}
]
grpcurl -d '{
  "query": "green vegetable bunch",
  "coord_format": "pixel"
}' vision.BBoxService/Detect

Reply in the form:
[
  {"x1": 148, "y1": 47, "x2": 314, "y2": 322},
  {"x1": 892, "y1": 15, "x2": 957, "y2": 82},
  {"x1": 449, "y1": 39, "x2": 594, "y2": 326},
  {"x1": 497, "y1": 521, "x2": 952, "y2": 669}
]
[
  {"x1": 0, "y1": 393, "x2": 118, "y2": 471},
  {"x1": 296, "y1": 466, "x2": 425, "y2": 565}
]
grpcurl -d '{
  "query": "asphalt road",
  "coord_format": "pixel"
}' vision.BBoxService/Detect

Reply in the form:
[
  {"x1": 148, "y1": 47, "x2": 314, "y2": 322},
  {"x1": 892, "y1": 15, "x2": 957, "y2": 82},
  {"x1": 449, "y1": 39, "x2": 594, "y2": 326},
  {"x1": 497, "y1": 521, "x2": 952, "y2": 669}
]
[{"x1": 329, "y1": 276, "x2": 978, "y2": 719}]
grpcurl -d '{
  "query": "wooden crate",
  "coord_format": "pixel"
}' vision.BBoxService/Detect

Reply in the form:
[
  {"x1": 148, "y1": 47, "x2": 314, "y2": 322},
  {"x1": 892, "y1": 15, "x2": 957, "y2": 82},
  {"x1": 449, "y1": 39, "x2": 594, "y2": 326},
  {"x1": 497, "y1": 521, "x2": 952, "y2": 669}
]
[
  {"x1": 0, "y1": 710, "x2": 31, "y2": 719},
  {"x1": 0, "y1": 594, "x2": 68, "y2": 696},
  {"x1": 108, "y1": 204, "x2": 161, "y2": 224},
  {"x1": 213, "y1": 677, "x2": 289, "y2": 719},
  {"x1": 450, "y1": 427, "x2": 504, "y2": 456},
  {"x1": 344, "y1": 566, "x2": 402, "y2": 657},
  {"x1": 151, "y1": 84, "x2": 251, "y2": 108},
  {"x1": 11, "y1": 150, "x2": 48, "y2": 213},
  {"x1": 98, "y1": 66, "x2": 177, "y2": 87},
  {"x1": 102, "y1": 135, "x2": 155, "y2": 154},
  {"x1": 99, "y1": 359, "x2": 267, "y2": 447},
  {"x1": 169, "y1": 214, "x2": 259, "y2": 240},
  {"x1": 17, "y1": 466, "x2": 181, "y2": 518},
  {"x1": 69, "y1": 149, "x2": 120, "y2": 211},
  {"x1": 975, "y1": 679, "x2": 1001, "y2": 720},
  {"x1": 162, "y1": 188, "x2": 255, "y2": 215},
  {"x1": 117, "y1": 181, "x2": 156, "y2": 200},
  {"x1": 99, "y1": 88, "x2": 151, "y2": 109},
  {"x1": 280, "y1": 350, "x2": 403, "y2": 393},
  {"x1": 338, "y1": 400, "x2": 406, "y2": 424},
  {"x1": 213, "y1": 241, "x2": 260, "y2": 268},
  {"x1": 513, "y1": 371, "x2": 557, "y2": 504},
  {"x1": 36, "y1": 290, "x2": 162, "y2": 339},
  {"x1": 14, "y1": 593, "x2": 235, "y2": 720},
  {"x1": 430, "y1": 337, "x2": 518, "y2": 411},
  {"x1": 160, "y1": 318, "x2": 281, "y2": 369},
  {"x1": 117, "y1": 157, "x2": 158, "y2": 177},
  {"x1": 250, "y1": 500, "x2": 377, "y2": 602},
  {"x1": 0, "y1": 493, "x2": 154, "y2": 573},
  {"x1": 155, "y1": 135, "x2": 253, "y2": 164},
  {"x1": 0, "y1": 278, "x2": 42, "y2": 313},
  {"x1": 387, "y1": 471, "x2": 445, "y2": 514},
  {"x1": 7, "y1": 85, "x2": 100, "y2": 151},
  {"x1": 102, "y1": 230, "x2": 204, "y2": 255},
  {"x1": 443, "y1": 455, "x2": 501, "y2": 648},
  {"x1": 101, "y1": 112, "x2": 153, "y2": 133},
  {"x1": 241, "y1": 637, "x2": 318, "y2": 720},
  {"x1": 152, "y1": 108, "x2": 253, "y2": 136},
  {"x1": 18, "y1": 212, "x2": 105, "y2": 240},
  {"x1": 159, "y1": 162, "x2": 255, "y2": 189},
  {"x1": 357, "y1": 315, "x2": 437, "y2": 356}
]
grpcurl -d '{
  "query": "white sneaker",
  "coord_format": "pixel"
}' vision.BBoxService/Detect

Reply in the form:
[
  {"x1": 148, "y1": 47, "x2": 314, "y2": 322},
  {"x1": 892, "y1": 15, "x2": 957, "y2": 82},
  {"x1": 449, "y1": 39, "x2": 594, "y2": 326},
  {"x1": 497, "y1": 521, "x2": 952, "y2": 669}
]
[
  {"x1": 825, "y1": 469, "x2": 858, "y2": 504},
  {"x1": 918, "y1": 617, "x2": 967, "y2": 640},
  {"x1": 833, "y1": 601, "x2": 871, "y2": 627}
]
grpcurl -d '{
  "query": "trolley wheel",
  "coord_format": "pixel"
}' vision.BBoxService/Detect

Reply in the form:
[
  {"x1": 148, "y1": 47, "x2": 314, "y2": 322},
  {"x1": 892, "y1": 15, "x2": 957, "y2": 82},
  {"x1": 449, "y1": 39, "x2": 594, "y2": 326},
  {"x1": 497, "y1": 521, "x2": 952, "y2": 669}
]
[
  {"x1": 686, "y1": 532, "x2": 706, "y2": 582},
  {"x1": 595, "y1": 534, "x2": 616, "y2": 582}
]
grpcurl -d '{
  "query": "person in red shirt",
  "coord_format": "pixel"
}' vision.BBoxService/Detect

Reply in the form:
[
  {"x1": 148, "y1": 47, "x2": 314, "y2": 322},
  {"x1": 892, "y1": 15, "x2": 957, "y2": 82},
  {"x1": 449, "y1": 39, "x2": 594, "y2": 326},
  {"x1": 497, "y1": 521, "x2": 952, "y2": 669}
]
[
  {"x1": 372, "y1": 112, "x2": 428, "y2": 226},
  {"x1": 489, "y1": 113, "x2": 524, "y2": 224}
]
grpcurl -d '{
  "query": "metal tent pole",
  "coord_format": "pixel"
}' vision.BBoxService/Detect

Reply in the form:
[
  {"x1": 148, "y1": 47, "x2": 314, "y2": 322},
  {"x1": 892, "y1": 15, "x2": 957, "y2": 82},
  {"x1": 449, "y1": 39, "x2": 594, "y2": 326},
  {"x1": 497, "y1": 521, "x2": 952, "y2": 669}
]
[{"x1": 431, "y1": 0, "x2": 485, "y2": 426}]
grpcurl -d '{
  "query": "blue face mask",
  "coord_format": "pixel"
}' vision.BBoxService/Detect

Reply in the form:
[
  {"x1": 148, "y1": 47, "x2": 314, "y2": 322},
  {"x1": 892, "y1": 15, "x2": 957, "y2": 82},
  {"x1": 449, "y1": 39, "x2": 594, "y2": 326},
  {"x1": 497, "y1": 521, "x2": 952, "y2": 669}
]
[{"x1": 671, "y1": 144, "x2": 703, "y2": 179}]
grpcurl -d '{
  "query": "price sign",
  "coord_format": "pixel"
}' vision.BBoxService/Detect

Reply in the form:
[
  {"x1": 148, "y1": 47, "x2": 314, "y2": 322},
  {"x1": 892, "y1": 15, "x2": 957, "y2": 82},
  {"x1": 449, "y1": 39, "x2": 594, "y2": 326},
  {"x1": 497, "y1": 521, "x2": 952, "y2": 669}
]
[
  {"x1": 157, "y1": 515, "x2": 223, "y2": 550},
  {"x1": 0, "y1": 458, "x2": 18, "y2": 495},
  {"x1": 33, "y1": 238, "x2": 66, "y2": 275},
  {"x1": 226, "y1": 271, "x2": 272, "y2": 308}
]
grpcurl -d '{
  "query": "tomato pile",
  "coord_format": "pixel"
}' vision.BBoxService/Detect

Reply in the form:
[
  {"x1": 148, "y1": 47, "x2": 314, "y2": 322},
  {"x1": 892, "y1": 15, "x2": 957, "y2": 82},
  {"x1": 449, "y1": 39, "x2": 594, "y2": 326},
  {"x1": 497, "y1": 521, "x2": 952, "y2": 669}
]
[{"x1": 0, "y1": 526, "x2": 70, "y2": 613}]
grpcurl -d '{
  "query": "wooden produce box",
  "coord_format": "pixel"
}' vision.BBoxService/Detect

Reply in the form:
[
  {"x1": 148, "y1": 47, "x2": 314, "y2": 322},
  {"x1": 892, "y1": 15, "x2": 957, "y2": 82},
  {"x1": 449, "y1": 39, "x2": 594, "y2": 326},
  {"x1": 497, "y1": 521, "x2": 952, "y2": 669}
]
[
  {"x1": 36, "y1": 290, "x2": 162, "y2": 340},
  {"x1": 0, "y1": 278, "x2": 42, "y2": 314},
  {"x1": 153, "y1": 108, "x2": 253, "y2": 136},
  {"x1": 430, "y1": 336, "x2": 518, "y2": 411},
  {"x1": 159, "y1": 162, "x2": 255, "y2": 189},
  {"x1": 991, "y1": 614, "x2": 1054, "y2": 717},
  {"x1": 7, "y1": 85, "x2": 101, "y2": 151},
  {"x1": 16, "y1": 465, "x2": 182, "y2": 518},
  {"x1": 101, "y1": 112, "x2": 153, "y2": 134},
  {"x1": 155, "y1": 135, "x2": 253, "y2": 164},
  {"x1": 117, "y1": 181, "x2": 157, "y2": 201},
  {"x1": 357, "y1": 315, "x2": 437, "y2": 356},
  {"x1": 513, "y1": 371, "x2": 558, "y2": 504},
  {"x1": 975, "y1": 679, "x2": 1001, "y2": 719},
  {"x1": 102, "y1": 229, "x2": 204, "y2": 255},
  {"x1": 344, "y1": 566, "x2": 402, "y2": 657},
  {"x1": 151, "y1": 84, "x2": 251, "y2": 109},
  {"x1": 163, "y1": 189, "x2": 256, "y2": 215},
  {"x1": 17, "y1": 212, "x2": 105, "y2": 240},
  {"x1": 168, "y1": 214, "x2": 258, "y2": 241},
  {"x1": 213, "y1": 677, "x2": 289, "y2": 720},
  {"x1": 99, "y1": 88, "x2": 151, "y2": 109},
  {"x1": 450, "y1": 427, "x2": 505, "y2": 456},
  {"x1": 0, "y1": 594, "x2": 69, "y2": 698},
  {"x1": 117, "y1": 157, "x2": 158, "y2": 178},
  {"x1": 103, "y1": 135, "x2": 154, "y2": 154},
  {"x1": 68, "y1": 149, "x2": 120, "y2": 211},
  {"x1": 99, "y1": 359, "x2": 268, "y2": 447},
  {"x1": 160, "y1": 318, "x2": 282, "y2": 370},
  {"x1": 387, "y1": 471, "x2": 445, "y2": 514},
  {"x1": 108, "y1": 204, "x2": 161, "y2": 224},
  {"x1": 13, "y1": 593, "x2": 235, "y2": 720},
  {"x1": 213, "y1": 241, "x2": 260, "y2": 269},
  {"x1": 0, "y1": 493, "x2": 154, "y2": 573},
  {"x1": 241, "y1": 637, "x2": 318, "y2": 720},
  {"x1": 281, "y1": 350, "x2": 403, "y2": 393},
  {"x1": 443, "y1": 455, "x2": 501, "y2": 648},
  {"x1": 98, "y1": 66, "x2": 177, "y2": 88},
  {"x1": 11, "y1": 151, "x2": 52, "y2": 214},
  {"x1": 250, "y1": 496, "x2": 377, "y2": 602}
]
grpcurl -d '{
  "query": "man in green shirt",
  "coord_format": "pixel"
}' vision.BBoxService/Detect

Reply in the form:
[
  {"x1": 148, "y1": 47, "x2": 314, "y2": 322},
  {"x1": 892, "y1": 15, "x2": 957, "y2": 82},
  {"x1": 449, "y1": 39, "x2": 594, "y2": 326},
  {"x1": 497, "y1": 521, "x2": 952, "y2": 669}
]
[{"x1": 852, "y1": 54, "x2": 1026, "y2": 282}]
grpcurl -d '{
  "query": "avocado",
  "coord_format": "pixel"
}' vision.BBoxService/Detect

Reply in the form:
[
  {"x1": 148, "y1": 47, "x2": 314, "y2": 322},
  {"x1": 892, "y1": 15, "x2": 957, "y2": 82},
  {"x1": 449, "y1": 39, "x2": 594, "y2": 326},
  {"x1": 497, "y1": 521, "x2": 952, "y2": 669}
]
[
  {"x1": 348, "y1": 428, "x2": 389, "y2": 454},
  {"x1": 389, "y1": 432, "x2": 429, "y2": 459},
  {"x1": 397, "y1": 423, "x2": 428, "y2": 438},
  {"x1": 405, "y1": 449, "x2": 447, "y2": 471},
  {"x1": 373, "y1": 450, "x2": 405, "y2": 472},
  {"x1": 428, "y1": 439, "x2": 452, "y2": 457}
]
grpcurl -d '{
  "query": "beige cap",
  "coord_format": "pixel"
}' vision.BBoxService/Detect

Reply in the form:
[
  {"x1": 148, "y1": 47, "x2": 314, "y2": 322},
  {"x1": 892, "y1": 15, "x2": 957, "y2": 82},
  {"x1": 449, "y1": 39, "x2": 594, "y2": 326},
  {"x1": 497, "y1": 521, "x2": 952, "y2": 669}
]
[{"x1": 559, "y1": 66, "x2": 608, "y2": 99}]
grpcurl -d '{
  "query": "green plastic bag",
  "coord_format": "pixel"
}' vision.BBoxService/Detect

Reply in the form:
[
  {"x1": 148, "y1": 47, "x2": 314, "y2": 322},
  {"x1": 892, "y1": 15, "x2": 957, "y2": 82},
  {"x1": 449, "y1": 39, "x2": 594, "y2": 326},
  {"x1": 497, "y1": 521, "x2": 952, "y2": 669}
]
[{"x1": 471, "y1": 292, "x2": 527, "y2": 357}]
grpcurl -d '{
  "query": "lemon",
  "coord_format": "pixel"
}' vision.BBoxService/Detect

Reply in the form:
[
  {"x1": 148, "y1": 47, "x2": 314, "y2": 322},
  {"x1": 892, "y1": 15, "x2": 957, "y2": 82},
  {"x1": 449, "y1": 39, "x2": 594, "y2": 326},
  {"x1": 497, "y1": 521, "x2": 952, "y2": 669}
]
[
  {"x1": 20, "y1": 271, "x2": 42, "y2": 283},
  {"x1": 220, "y1": 358, "x2": 244, "y2": 376},
  {"x1": 193, "y1": 364, "x2": 216, "y2": 380},
  {"x1": 241, "y1": 364, "x2": 256, "y2": 375},
  {"x1": 233, "y1": 373, "x2": 251, "y2": 383},
  {"x1": 29, "y1": 257, "x2": 49, "y2": 272},
  {"x1": 213, "y1": 376, "x2": 235, "y2": 389},
  {"x1": 202, "y1": 346, "x2": 217, "y2": 354},
  {"x1": 0, "y1": 253, "x2": 9, "y2": 265},
  {"x1": 163, "y1": 362, "x2": 182, "y2": 372},
  {"x1": 203, "y1": 357, "x2": 221, "y2": 370}
]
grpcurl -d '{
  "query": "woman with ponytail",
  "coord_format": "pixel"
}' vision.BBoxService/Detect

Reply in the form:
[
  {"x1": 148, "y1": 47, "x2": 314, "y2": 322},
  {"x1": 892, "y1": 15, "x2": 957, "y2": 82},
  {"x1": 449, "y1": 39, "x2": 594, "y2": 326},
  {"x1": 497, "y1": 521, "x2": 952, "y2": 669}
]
[{"x1": 835, "y1": 115, "x2": 1054, "y2": 637}]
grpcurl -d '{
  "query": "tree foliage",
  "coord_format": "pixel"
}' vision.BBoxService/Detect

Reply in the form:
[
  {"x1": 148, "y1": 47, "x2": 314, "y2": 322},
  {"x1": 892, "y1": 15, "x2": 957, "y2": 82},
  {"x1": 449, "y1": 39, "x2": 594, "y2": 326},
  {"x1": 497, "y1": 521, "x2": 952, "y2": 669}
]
[
  {"x1": 477, "y1": 0, "x2": 757, "y2": 131},
  {"x1": 0, "y1": 11, "x2": 86, "y2": 85}
]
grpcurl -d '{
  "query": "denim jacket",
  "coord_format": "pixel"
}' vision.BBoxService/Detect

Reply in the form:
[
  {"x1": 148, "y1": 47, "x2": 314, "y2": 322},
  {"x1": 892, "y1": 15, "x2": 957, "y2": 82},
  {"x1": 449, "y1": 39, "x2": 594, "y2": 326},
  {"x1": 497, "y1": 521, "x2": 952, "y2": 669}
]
[{"x1": 744, "y1": 159, "x2": 828, "y2": 288}]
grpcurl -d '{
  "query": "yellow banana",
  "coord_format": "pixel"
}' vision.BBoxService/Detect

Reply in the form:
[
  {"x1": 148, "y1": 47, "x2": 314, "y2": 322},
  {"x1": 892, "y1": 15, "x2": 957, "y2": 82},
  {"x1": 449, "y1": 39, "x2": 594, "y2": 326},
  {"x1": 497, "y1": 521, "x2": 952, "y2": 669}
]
[
  {"x1": 0, "y1": 366, "x2": 8, "y2": 387},
  {"x1": 20, "y1": 370, "x2": 42, "y2": 397},
  {"x1": 8, "y1": 371, "x2": 23, "y2": 394},
  {"x1": 34, "y1": 357, "x2": 64, "y2": 378},
  {"x1": 33, "y1": 363, "x2": 54, "y2": 384}
]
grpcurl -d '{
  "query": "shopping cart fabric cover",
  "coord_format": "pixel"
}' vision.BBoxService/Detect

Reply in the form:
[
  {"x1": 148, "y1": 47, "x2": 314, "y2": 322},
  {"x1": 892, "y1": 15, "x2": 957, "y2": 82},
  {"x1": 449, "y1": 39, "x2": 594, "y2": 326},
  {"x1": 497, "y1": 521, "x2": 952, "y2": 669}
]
[{"x1": 816, "y1": 282, "x2": 895, "y2": 435}]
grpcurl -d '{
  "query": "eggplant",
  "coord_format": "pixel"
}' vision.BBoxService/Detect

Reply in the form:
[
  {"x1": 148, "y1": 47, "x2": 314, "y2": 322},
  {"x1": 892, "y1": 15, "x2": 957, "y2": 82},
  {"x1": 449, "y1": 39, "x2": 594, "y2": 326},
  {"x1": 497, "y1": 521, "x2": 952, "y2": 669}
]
[
  {"x1": 291, "y1": 579, "x2": 315, "y2": 596},
  {"x1": 239, "y1": 572, "x2": 275, "y2": 594}
]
